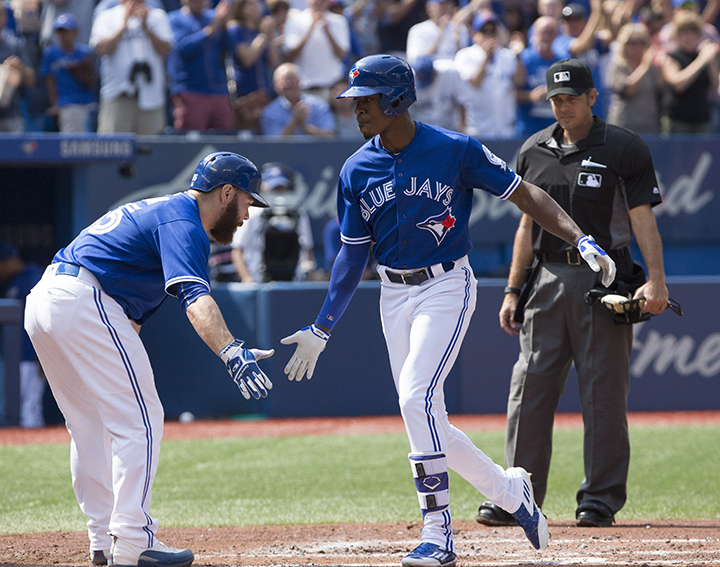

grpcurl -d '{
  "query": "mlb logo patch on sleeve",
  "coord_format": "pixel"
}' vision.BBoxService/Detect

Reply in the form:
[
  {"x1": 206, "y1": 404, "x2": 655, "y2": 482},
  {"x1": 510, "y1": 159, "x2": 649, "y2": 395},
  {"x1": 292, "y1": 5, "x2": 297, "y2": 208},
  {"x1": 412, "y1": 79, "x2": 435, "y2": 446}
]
[{"x1": 578, "y1": 173, "x2": 602, "y2": 187}]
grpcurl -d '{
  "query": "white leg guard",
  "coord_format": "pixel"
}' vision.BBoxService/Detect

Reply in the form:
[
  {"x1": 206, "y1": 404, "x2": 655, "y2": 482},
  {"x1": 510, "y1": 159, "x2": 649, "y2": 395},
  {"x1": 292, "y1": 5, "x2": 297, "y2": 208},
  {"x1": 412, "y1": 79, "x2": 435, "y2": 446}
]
[{"x1": 409, "y1": 453, "x2": 454, "y2": 552}]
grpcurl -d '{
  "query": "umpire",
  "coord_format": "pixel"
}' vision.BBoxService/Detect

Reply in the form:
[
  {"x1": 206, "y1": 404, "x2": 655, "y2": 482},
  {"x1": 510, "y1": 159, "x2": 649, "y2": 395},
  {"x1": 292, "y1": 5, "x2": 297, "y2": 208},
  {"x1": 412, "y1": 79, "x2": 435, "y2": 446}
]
[{"x1": 476, "y1": 58, "x2": 669, "y2": 528}]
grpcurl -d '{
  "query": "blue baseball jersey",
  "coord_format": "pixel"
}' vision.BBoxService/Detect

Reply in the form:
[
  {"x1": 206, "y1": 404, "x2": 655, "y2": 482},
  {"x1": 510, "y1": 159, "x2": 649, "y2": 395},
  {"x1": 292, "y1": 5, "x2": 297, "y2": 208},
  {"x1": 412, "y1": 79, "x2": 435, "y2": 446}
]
[
  {"x1": 4, "y1": 262, "x2": 43, "y2": 361},
  {"x1": 337, "y1": 122, "x2": 521, "y2": 269},
  {"x1": 54, "y1": 192, "x2": 211, "y2": 324},
  {"x1": 39, "y1": 43, "x2": 97, "y2": 107}
]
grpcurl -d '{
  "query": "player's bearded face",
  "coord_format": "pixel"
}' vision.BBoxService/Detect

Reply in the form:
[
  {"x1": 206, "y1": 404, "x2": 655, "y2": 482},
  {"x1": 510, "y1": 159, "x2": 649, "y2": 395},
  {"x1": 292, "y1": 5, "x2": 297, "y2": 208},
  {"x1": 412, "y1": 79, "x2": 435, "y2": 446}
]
[{"x1": 210, "y1": 191, "x2": 242, "y2": 245}]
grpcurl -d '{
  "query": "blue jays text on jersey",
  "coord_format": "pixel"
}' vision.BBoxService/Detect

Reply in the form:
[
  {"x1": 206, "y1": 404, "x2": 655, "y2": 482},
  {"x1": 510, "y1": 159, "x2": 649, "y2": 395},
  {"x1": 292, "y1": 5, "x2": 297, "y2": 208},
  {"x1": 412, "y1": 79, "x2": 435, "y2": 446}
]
[
  {"x1": 54, "y1": 192, "x2": 211, "y2": 324},
  {"x1": 337, "y1": 122, "x2": 521, "y2": 270}
]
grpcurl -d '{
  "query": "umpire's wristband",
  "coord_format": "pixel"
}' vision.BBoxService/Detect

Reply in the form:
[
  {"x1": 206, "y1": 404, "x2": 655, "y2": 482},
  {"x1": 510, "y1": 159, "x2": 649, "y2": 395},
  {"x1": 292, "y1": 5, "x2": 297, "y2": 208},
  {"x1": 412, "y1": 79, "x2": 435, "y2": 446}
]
[{"x1": 504, "y1": 286, "x2": 522, "y2": 295}]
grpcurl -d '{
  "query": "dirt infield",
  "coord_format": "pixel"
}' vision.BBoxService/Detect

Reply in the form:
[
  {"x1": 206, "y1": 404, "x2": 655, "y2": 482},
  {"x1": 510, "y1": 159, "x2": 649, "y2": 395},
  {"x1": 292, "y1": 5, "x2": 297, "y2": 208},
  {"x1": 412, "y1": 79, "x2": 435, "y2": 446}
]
[
  {"x1": 2, "y1": 413, "x2": 720, "y2": 567},
  {"x1": 2, "y1": 520, "x2": 720, "y2": 567}
]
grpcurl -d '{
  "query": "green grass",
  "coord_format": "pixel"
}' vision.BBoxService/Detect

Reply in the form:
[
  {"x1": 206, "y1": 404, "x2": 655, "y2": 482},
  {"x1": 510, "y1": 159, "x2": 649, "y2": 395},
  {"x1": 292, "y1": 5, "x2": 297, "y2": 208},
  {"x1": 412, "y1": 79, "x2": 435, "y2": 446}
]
[{"x1": 1, "y1": 425, "x2": 719, "y2": 534}]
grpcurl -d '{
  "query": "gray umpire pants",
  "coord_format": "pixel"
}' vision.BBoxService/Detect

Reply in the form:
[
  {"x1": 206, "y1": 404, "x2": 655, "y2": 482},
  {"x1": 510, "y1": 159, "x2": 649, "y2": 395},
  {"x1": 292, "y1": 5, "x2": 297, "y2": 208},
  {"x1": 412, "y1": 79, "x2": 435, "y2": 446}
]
[{"x1": 505, "y1": 261, "x2": 633, "y2": 515}]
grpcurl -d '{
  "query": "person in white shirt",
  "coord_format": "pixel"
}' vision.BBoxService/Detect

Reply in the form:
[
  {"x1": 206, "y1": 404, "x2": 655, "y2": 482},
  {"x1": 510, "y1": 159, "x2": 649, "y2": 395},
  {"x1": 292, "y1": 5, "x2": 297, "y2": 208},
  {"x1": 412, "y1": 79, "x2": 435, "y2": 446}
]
[
  {"x1": 90, "y1": 0, "x2": 173, "y2": 134},
  {"x1": 232, "y1": 163, "x2": 316, "y2": 283},
  {"x1": 283, "y1": 0, "x2": 350, "y2": 102},
  {"x1": 410, "y1": 55, "x2": 463, "y2": 130},
  {"x1": 455, "y1": 12, "x2": 523, "y2": 139},
  {"x1": 405, "y1": 0, "x2": 470, "y2": 63}
]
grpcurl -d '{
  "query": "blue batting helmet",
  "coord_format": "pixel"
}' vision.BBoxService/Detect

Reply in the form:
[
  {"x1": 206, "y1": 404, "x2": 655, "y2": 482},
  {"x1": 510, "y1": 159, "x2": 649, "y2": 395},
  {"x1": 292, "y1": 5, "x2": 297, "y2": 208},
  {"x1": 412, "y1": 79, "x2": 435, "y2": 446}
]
[
  {"x1": 336, "y1": 54, "x2": 416, "y2": 117},
  {"x1": 190, "y1": 152, "x2": 268, "y2": 207}
]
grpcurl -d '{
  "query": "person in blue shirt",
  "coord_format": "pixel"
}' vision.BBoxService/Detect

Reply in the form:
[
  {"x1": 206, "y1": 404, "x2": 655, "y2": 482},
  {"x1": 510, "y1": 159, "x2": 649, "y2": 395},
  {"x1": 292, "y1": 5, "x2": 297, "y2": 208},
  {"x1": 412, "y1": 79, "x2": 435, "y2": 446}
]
[
  {"x1": 25, "y1": 152, "x2": 274, "y2": 567},
  {"x1": 516, "y1": 15, "x2": 567, "y2": 137},
  {"x1": 281, "y1": 54, "x2": 616, "y2": 567},
  {"x1": 261, "y1": 61, "x2": 335, "y2": 136},
  {"x1": 40, "y1": 13, "x2": 97, "y2": 133},
  {"x1": 0, "y1": 243, "x2": 45, "y2": 428},
  {"x1": 226, "y1": 0, "x2": 281, "y2": 131},
  {"x1": 167, "y1": 0, "x2": 235, "y2": 131}
]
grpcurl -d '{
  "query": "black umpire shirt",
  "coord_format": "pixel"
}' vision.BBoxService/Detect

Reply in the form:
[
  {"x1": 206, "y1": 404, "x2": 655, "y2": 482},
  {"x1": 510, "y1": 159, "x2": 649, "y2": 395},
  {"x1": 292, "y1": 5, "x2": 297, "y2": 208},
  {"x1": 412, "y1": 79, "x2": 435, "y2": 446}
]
[{"x1": 516, "y1": 116, "x2": 662, "y2": 272}]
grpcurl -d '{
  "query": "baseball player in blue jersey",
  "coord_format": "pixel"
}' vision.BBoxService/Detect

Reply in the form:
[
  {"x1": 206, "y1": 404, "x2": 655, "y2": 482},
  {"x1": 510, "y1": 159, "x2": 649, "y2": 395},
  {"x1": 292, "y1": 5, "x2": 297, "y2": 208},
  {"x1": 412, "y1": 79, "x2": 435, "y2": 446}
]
[
  {"x1": 24, "y1": 152, "x2": 274, "y2": 567},
  {"x1": 281, "y1": 54, "x2": 617, "y2": 567}
]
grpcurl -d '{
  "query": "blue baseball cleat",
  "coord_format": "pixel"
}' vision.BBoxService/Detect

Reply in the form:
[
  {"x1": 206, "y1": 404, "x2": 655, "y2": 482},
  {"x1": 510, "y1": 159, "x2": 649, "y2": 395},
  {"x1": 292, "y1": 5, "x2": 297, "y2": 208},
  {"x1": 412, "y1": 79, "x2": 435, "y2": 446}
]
[
  {"x1": 109, "y1": 537, "x2": 194, "y2": 567},
  {"x1": 401, "y1": 543, "x2": 457, "y2": 567},
  {"x1": 509, "y1": 467, "x2": 549, "y2": 551}
]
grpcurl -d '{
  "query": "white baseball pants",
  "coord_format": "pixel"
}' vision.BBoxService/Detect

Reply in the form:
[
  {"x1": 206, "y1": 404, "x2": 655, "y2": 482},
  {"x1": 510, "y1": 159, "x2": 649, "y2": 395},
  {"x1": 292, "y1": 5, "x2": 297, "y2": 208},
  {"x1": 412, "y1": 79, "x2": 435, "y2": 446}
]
[
  {"x1": 379, "y1": 257, "x2": 525, "y2": 547},
  {"x1": 25, "y1": 264, "x2": 162, "y2": 552}
]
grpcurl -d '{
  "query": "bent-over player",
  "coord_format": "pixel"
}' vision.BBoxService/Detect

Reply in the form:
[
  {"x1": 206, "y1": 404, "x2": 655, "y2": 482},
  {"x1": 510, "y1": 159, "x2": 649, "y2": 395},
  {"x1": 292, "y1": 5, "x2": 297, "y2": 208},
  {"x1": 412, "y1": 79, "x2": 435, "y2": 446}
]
[
  {"x1": 25, "y1": 152, "x2": 274, "y2": 567},
  {"x1": 281, "y1": 54, "x2": 616, "y2": 567}
]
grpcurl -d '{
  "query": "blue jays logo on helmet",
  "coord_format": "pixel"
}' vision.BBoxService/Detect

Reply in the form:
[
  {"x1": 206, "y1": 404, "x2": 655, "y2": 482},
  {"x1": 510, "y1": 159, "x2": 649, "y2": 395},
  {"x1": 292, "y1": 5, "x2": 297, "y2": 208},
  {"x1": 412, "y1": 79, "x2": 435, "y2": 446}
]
[
  {"x1": 336, "y1": 54, "x2": 417, "y2": 117},
  {"x1": 190, "y1": 151, "x2": 269, "y2": 207}
]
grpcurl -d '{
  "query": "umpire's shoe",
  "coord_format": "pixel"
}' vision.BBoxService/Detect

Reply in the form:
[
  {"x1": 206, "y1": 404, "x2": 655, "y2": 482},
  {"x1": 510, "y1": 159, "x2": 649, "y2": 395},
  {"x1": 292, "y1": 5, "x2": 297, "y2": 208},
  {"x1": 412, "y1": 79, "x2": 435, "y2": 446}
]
[
  {"x1": 576, "y1": 504, "x2": 615, "y2": 527},
  {"x1": 109, "y1": 537, "x2": 194, "y2": 567},
  {"x1": 401, "y1": 543, "x2": 457, "y2": 567},
  {"x1": 508, "y1": 467, "x2": 548, "y2": 551},
  {"x1": 476, "y1": 502, "x2": 517, "y2": 526}
]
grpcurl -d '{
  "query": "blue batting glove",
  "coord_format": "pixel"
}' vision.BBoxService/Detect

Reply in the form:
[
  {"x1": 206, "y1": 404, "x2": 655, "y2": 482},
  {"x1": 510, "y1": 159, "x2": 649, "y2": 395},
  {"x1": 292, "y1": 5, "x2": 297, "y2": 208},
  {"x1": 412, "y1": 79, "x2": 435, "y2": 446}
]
[
  {"x1": 577, "y1": 235, "x2": 617, "y2": 287},
  {"x1": 220, "y1": 339, "x2": 274, "y2": 400}
]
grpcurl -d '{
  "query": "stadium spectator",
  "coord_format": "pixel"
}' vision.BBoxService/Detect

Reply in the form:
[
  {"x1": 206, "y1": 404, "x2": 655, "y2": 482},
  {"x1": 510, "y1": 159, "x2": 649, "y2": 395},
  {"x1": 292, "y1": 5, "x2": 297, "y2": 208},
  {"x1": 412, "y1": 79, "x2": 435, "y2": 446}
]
[
  {"x1": 0, "y1": 243, "x2": 45, "y2": 428},
  {"x1": 376, "y1": 0, "x2": 426, "y2": 60},
  {"x1": 501, "y1": 0, "x2": 531, "y2": 54},
  {"x1": 0, "y1": 3, "x2": 35, "y2": 132},
  {"x1": 606, "y1": 22, "x2": 663, "y2": 133},
  {"x1": 661, "y1": 10, "x2": 719, "y2": 133},
  {"x1": 231, "y1": 162, "x2": 316, "y2": 282},
  {"x1": 39, "y1": 0, "x2": 94, "y2": 47},
  {"x1": 327, "y1": 0, "x2": 364, "y2": 75},
  {"x1": 260, "y1": 61, "x2": 335, "y2": 135},
  {"x1": 639, "y1": 6, "x2": 668, "y2": 66},
  {"x1": 282, "y1": 0, "x2": 350, "y2": 103},
  {"x1": 515, "y1": 15, "x2": 565, "y2": 137},
  {"x1": 90, "y1": 0, "x2": 172, "y2": 134},
  {"x1": 658, "y1": 0, "x2": 720, "y2": 53},
  {"x1": 266, "y1": 0, "x2": 290, "y2": 56},
  {"x1": 92, "y1": 0, "x2": 165, "y2": 20},
  {"x1": 345, "y1": 0, "x2": 381, "y2": 57},
  {"x1": 554, "y1": 0, "x2": 615, "y2": 118},
  {"x1": 411, "y1": 55, "x2": 463, "y2": 131},
  {"x1": 40, "y1": 13, "x2": 97, "y2": 133},
  {"x1": 330, "y1": 76, "x2": 364, "y2": 136},
  {"x1": 167, "y1": 0, "x2": 235, "y2": 132},
  {"x1": 455, "y1": 12, "x2": 522, "y2": 139},
  {"x1": 405, "y1": 0, "x2": 470, "y2": 63},
  {"x1": 226, "y1": 0, "x2": 281, "y2": 131}
]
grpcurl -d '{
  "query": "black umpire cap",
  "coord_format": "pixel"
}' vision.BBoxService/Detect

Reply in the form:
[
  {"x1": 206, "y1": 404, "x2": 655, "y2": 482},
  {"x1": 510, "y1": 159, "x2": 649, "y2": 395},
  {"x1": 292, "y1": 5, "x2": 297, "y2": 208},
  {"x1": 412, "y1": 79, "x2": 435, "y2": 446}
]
[{"x1": 546, "y1": 58, "x2": 594, "y2": 99}]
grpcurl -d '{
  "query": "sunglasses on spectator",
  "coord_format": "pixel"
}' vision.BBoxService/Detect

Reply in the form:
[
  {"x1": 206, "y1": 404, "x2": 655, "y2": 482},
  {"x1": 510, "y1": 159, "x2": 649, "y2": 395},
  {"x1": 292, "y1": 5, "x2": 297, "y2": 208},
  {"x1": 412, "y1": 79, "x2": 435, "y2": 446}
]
[
  {"x1": 481, "y1": 25, "x2": 497, "y2": 34},
  {"x1": 626, "y1": 39, "x2": 646, "y2": 46}
]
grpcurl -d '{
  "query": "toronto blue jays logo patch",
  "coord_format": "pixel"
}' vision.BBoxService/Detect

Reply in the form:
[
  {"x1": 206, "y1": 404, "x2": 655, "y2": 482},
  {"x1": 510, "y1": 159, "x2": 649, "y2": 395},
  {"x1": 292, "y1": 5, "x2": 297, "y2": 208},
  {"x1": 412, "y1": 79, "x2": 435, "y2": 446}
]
[{"x1": 417, "y1": 207, "x2": 456, "y2": 245}]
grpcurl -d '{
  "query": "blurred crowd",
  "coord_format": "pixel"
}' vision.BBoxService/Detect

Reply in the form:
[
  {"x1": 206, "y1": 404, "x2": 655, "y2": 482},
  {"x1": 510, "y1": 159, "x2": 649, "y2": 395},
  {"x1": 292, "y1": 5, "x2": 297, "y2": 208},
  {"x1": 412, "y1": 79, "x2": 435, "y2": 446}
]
[{"x1": 2, "y1": 0, "x2": 720, "y2": 137}]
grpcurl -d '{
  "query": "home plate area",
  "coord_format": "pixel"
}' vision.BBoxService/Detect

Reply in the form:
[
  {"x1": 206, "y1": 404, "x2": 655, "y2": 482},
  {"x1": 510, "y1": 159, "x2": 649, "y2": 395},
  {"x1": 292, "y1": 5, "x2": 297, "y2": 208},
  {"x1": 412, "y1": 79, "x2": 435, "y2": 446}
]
[{"x1": 3, "y1": 520, "x2": 719, "y2": 567}]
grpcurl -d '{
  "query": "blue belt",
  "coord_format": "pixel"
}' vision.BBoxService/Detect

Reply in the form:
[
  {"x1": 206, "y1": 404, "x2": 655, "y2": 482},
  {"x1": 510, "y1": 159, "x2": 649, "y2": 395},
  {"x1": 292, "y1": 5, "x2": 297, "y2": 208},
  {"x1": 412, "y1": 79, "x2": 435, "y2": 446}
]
[{"x1": 56, "y1": 262, "x2": 81, "y2": 277}]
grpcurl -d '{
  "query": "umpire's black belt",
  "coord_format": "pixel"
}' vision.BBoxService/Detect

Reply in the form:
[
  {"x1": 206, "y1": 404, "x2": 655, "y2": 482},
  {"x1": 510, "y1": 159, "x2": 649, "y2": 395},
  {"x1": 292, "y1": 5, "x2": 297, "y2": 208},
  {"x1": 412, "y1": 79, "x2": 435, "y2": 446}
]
[
  {"x1": 383, "y1": 261, "x2": 456, "y2": 286},
  {"x1": 537, "y1": 250, "x2": 582, "y2": 265}
]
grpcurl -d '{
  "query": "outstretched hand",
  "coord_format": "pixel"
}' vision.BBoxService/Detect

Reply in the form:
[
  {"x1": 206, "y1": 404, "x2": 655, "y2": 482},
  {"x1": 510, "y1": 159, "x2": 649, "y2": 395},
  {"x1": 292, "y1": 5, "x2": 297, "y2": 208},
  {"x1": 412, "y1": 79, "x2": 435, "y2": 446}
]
[
  {"x1": 220, "y1": 339, "x2": 274, "y2": 400},
  {"x1": 577, "y1": 235, "x2": 616, "y2": 287},
  {"x1": 280, "y1": 324, "x2": 329, "y2": 381}
]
